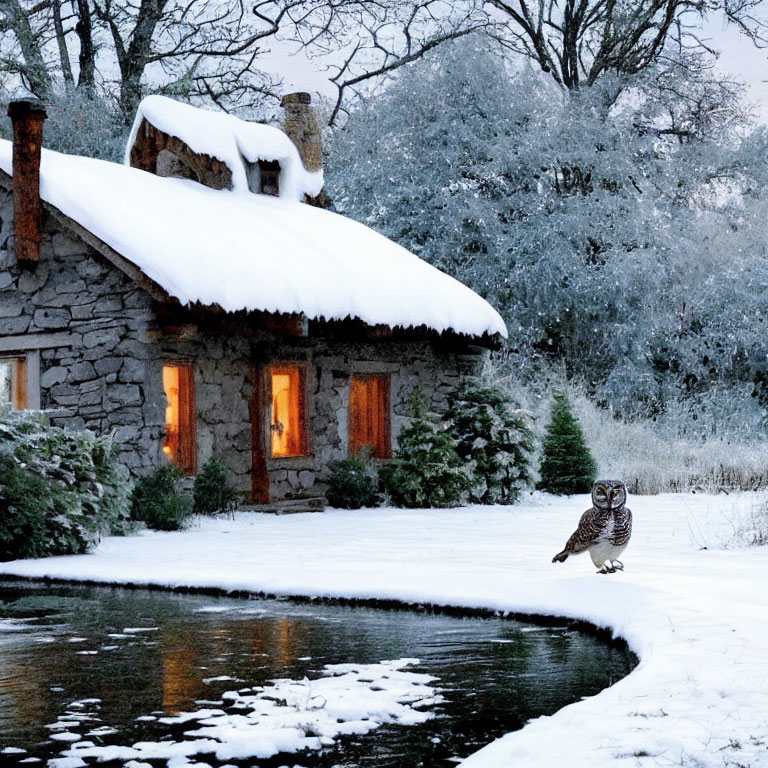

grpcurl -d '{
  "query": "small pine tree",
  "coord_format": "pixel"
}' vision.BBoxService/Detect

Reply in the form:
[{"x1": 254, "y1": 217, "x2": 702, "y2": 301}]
[
  {"x1": 326, "y1": 454, "x2": 380, "y2": 509},
  {"x1": 537, "y1": 391, "x2": 597, "y2": 494},
  {"x1": 447, "y1": 384, "x2": 535, "y2": 504},
  {"x1": 193, "y1": 456, "x2": 239, "y2": 517},
  {"x1": 381, "y1": 393, "x2": 471, "y2": 508},
  {"x1": 130, "y1": 465, "x2": 191, "y2": 530}
]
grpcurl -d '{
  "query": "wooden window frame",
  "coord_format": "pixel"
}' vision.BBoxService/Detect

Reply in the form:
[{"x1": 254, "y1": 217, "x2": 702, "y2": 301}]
[
  {"x1": 269, "y1": 362, "x2": 309, "y2": 459},
  {"x1": 162, "y1": 362, "x2": 197, "y2": 475},
  {"x1": 349, "y1": 373, "x2": 392, "y2": 459},
  {"x1": 0, "y1": 352, "x2": 39, "y2": 410}
]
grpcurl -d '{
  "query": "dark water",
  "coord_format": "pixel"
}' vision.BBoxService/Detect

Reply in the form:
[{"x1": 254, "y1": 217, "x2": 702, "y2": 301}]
[{"x1": 0, "y1": 580, "x2": 636, "y2": 767}]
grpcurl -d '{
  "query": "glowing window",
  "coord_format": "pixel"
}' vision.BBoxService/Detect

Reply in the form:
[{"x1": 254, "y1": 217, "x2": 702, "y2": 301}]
[
  {"x1": 0, "y1": 357, "x2": 27, "y2": 410},
  {"x1": 163, "y1": 364, "x2": 196, "y2": 474},
  {"x1": 271, "y1": 365, "x2": 307, "y2": 458},
  {"x1": 349, "y1": 374, "x2": 391, "y2": 459}
]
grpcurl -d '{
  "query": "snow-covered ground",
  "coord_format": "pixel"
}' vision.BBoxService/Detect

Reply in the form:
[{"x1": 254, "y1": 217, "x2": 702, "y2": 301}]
[{"x1": 1, "y1": 491, "x2": 767, "y2": 768}]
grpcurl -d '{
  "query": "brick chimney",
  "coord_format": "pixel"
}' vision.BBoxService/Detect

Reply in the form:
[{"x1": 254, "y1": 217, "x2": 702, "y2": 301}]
[
  {"x1": 281, "y1": 92, "x2": 326, "y2": 207},
  {"x1": 7, "y1": 99, "x2": 47, "y2": 265}
]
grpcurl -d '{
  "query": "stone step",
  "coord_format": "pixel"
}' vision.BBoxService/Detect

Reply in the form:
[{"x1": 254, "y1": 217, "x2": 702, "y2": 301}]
[{"x1": 240, "y1": 497, "x2": 325, "y2": 515}]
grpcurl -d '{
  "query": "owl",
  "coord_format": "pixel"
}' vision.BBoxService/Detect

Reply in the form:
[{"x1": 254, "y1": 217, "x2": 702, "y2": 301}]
[{"x1": 552, "y1": 480, "x2": 632, "y2": 574}]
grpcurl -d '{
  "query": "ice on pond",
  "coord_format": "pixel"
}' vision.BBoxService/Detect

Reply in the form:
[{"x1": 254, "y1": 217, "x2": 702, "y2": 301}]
[{"x1": 63, "y1": 659, "x2": 440, "y2": 763}]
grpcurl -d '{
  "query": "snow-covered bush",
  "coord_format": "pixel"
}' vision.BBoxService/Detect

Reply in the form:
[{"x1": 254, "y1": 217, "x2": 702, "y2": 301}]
[
  {"x1": 129, "y1": 465, "x2": 191, "y2": 530},
  {"x1": 446, "y1": 384, "x2": 534, "y2": 504},
  {"x1": 193, "y1": 455, "x2": 239, "y2": 517},
  {"x1": 326, "y1": 455, "x2": 380, "y2": 509},
  {"x1": 537, "y1": 391, "x2": 597, "y2": 495},
  {"x1": 0, "y1": 407, "x2": 130, "y2": 560},
  {"x1": 381, "y1": 394, "x2": 471, "y2": 509},
  {"x1": 0, "y1": 89, "x2": 128, "y2": 162},
  {"x1": 43, "y1": 88, "x2": 129, "y2": 162},
  {"x1": 725, "y1": 499, "x2": 768, "y2": 548}
]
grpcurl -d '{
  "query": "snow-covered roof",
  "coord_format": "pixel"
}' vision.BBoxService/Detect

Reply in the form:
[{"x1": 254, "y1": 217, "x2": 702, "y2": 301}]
[
  {"x1": 0, "y1": 141, "x2": 507, "y2": 339},
  {"x1": 125, "y1": 95, "x2": 324, "y2": 201}
]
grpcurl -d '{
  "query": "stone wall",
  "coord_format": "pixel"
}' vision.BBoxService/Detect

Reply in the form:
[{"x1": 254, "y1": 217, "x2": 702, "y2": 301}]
[
  {"x1": 0, "y1": 185, "x2": 165, "y2": 475},
  {"x1": 156, "y1": 332, "x2": 255, "y2": 495},
  {"x1": 265, "y1": 336, "x2": 486, "y2": 500}
]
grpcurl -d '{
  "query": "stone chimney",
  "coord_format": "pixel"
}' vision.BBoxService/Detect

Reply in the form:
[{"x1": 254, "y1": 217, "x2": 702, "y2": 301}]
[
  {"x1": 7, "y1": 99, "x2": 47, "y2": 265},
  {"x1": 281, "y1": 92, "x2": 326, "y2": 207}
]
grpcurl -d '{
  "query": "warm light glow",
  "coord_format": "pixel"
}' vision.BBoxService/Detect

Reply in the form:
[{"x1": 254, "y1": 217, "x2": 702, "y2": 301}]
[
  {"x1": 162, "y1": 363, "x2": 196, "y2": 474},
  {"x1": 163, "y1": 365, "x2": 181, "y2": 464},
  {"x1": 271, "y1": 366, "x2": 306, "y2": 457},
  {"x1": 162, "y1": 646, "x2": 200, "y2": 714}
]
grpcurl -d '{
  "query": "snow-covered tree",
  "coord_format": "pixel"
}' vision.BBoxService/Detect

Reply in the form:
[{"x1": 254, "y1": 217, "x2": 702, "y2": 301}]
[
  {"x1": 447, "y1": 383, "x2": 534, "y2": 504},
  {"x1": 382, "y1": 393, "x2": 472, "y2": 508},
  {"x1": 327, "y1": 36, "x2": 768, "y2": 430},
  {"x1": 537, "y1": 391, "x2": 597, "y2": 494}
]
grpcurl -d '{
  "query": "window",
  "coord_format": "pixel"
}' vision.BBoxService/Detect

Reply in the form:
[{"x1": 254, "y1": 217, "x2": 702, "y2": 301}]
[
  {"x1": 245, "y1": 159, "x2": 281, "y2": 197},
  {"x1": 258, "y1": 160, "x2": 280, "y2": 196},
  {"x1": 271, "y1": 364, "x2": 307, "y2": 458},
  {"x1": 349, "y1": 374, "x2": 391, "y2": 459},
  {"x1": 163, "y1": 364, "x2": 196, "y2": 474},
  {"x1": 0, "y1": 357, "x2": 28, "y2": 410}
]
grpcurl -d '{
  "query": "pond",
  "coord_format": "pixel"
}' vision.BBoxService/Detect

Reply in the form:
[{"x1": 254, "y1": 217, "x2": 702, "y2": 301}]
[{"x1": 0, "y1": 580, "x2": 636, "y2": 767}]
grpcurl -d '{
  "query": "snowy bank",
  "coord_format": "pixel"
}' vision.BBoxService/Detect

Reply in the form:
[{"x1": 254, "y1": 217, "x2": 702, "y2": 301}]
[{"x1": 1, "y1": 492, "x2": 767, "y2": 767}]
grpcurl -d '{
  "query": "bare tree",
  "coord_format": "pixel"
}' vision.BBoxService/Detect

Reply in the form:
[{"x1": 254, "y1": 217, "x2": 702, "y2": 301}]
[
  {"x1": 0, "y1": 0, "x2": 316, "y2": 120},
  {"x1": 1, "y1": 0, "x2": 488, "y2": 125},
  {"x1": 0, "y1": 0, "x2": 54, "y2": 98},
  {"x1": 286, "y1": 0, "x2": 488, "y2": 126},
  {"x1": 483, "y1": 0, "x2": 768, "y2": 90},
  {"x1": 1, "y1": 0, "x2": 765, "y2": 129}
]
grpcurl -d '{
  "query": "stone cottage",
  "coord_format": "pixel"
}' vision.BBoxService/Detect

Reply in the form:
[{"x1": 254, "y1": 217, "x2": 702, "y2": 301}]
[{"x1": 0, "y1": 94, "x2": 507, "y2": 506}]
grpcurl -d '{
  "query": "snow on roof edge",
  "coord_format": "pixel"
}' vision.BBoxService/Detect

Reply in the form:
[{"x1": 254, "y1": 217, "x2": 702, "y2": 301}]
[{"x1": 0, "y1": 139, "x2": 507, "y2": 340}]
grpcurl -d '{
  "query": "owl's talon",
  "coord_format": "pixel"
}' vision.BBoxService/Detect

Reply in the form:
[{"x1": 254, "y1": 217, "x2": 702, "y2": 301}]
[{"x1": 612, "y1": 560, "x2": 624, "y2": 571}]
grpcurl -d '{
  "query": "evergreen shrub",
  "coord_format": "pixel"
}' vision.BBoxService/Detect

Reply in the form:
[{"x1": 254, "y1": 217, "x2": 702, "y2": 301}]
[
  {"x1": 326, "y1": 454, "x2": 379, "y2": 509},
  {"x1": 537, "y1": 391, "x2": 597, "y2": 494},
  {"x1": 447, "y1": 384, "x2": 535, "y2": 504},
  {"x1": 380, "y1": 393, "x2": 471, "y2": 508},
  {"x1": 129, "y1": 465, "x2": 191, "y2": 530},
  {"x1": 193, "y1": 455, "x2": 240, "y2": 516},
  {"x1": 0, "y1": 407, "x2": 130, "y2": 560}
]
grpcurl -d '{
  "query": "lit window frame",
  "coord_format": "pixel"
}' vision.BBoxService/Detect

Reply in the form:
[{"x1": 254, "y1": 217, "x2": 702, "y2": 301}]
[
  {"x1": 162, "y1": 362, "x2": 197, "y2": 475},
  {"x1": 348, "y1": 373, "x2": 392, "y2": 460},
  {"x1": 270, "y1": 362, "x2": 309, "y2": 459}
]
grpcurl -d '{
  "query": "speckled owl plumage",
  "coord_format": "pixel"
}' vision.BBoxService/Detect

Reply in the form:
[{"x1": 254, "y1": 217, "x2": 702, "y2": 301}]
[{"x1": 552, "y1": 480, "x2": 632, "y2": 574}]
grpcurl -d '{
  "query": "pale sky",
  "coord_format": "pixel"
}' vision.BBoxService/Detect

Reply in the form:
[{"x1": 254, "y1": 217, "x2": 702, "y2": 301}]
[
  {"x1": 703, "y1": 15, "x2": 768, "y2": 122},
  {"x1": 260, "y1": 14, "x2": 768, "y2": 125}
]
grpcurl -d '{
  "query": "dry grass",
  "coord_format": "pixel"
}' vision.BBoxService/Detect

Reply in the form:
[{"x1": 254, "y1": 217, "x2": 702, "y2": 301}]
[
  {"x1": 570, "y1": 392, "x2": 768, "y2": 495},
  {"x1": 723, "y1": 498, "x2": 768, "y2": 548},
  {"x1": 491, "y1": 368, "x2": 768, "y2": 496}
]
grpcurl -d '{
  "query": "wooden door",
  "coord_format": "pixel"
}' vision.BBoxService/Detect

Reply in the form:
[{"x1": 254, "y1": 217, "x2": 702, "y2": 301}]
[{"x1": 250, "y1": 365, "x2": 270, "y2": 503}]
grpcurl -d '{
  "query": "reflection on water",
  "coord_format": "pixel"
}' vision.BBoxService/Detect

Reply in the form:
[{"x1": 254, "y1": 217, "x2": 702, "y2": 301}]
[{"x1": 0, "y1": 581, "x2": 636, "y2": 767}]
